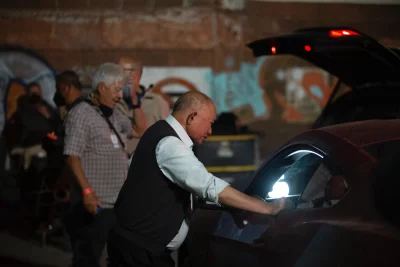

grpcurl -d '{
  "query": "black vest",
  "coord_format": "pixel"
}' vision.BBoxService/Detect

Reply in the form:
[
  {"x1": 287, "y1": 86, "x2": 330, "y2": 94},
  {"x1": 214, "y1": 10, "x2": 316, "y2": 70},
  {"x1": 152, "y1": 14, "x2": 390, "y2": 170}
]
[{"x1": 114, "y1": 120, "x2": 190, "y2": 255}]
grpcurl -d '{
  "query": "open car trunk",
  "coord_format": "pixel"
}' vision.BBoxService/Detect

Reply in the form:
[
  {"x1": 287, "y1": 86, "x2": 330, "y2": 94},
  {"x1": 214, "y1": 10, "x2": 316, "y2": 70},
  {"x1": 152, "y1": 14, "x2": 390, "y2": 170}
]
[{"x1": 247, "y1": 28, "x2": 400, "y2": 128}]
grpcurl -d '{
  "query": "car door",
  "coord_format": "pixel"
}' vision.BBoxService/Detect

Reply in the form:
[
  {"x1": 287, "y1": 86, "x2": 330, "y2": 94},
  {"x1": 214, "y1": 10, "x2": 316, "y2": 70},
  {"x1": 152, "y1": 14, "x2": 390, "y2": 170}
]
[
  {"x1": 202, "y1": 144, "x2": 335, "y2": 267},
  {"x1": 253, "y1": 156, "x2": 352, "y2": 267}
]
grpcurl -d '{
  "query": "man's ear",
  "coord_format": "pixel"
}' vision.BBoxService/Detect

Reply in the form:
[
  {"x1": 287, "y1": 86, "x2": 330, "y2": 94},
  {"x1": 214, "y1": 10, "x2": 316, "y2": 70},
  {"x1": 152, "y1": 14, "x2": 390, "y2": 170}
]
[
  {"x1": 186, "y1": 112, "x2": 197, "y2": 125},
  {"x1": 97, "y1": 82, "x2": 106, "y2": 94}
]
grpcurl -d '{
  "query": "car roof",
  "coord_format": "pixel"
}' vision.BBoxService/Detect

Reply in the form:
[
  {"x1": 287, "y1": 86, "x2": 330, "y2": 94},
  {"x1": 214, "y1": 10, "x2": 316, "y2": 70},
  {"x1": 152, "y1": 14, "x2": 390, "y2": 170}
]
[
  {"x1": 317, "y1": 120, "x2": 400, "y2": 148},
  {"x1": 247, "y1": 27, "x2": 400, "y2": 88}
]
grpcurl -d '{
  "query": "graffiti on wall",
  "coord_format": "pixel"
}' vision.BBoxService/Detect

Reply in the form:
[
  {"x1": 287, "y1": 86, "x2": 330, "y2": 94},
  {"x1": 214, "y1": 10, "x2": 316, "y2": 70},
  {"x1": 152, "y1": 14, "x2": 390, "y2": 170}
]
[
  {"x1": 0, "y1": 45, "x2": 56, "y2": 133},
  {"x1": 71, "y1": 55, "x2": 342, "y2": 125},
  {"x1": 207, "y1": 55, "x2": 338, "y2": 124},
  {"x1": 258, "y1": 55, "x2": 337, "y2": 123},
  {"x1": 206, "y1": 58, "x2": 269, "y2": 122}
]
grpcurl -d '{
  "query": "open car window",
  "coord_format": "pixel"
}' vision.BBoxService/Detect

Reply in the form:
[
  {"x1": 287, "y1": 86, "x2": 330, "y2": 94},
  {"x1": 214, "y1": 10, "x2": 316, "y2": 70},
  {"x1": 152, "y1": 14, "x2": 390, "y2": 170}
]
[
  {"x1": 297, "y1": 162, "x2": 349, "y2": 209},
  {"x1": 246, "y1": 145, "x2": 350, "y2": 209}
]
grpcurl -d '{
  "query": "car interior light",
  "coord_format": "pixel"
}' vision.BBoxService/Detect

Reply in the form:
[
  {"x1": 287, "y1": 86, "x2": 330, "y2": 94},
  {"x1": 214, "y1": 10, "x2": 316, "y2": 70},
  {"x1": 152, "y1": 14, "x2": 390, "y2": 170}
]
[
  {"x1": 329, "y1": 29, "x2": 360, "y2": 38},
  {"x1": 268, "y1": 175, "x2": 289, "y2": 198},
  {"x1": 268, "y1": 181, "x2": 289, "y2": 198}
]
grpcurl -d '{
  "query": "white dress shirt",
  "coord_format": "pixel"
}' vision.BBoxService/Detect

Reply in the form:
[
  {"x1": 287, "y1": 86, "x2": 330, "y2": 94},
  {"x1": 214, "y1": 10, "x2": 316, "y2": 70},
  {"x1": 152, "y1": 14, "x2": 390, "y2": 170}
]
[{"x1": 156, "y1": 115, "x2": 230, "y2": 250}]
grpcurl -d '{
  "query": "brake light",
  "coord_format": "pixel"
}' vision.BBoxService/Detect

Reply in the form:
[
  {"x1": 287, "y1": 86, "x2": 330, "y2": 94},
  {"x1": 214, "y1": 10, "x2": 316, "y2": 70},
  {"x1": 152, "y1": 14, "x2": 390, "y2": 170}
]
[
  {"x1": 271, "y1": 46, "x2": 277, "y2": 54},
  {"x1": 304, "y1": 45, "x2": 312, "y2": 52},
  {"x1": 329, "y1": 29, "x2": 360, "y2": 38}
]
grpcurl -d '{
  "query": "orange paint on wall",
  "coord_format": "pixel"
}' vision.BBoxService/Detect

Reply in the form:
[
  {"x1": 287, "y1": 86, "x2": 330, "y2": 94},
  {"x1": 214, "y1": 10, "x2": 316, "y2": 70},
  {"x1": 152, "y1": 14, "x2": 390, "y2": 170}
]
[{"x1": 6, "y1": 81, "x2": 26, "y2": 120}]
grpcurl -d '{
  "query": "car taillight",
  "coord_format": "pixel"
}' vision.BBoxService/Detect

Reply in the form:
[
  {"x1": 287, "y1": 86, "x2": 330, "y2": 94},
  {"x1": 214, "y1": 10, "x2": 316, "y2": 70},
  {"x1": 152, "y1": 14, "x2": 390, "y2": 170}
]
[
  {"x1": 304, "y1": 45, "x2": 312, "y2": 52},
  {"x1": 329, "y1": 29, "x2": 360, "y2": 38},
  {"x1": 271, "y1": 46, "x2": 277, "y2": 54}
]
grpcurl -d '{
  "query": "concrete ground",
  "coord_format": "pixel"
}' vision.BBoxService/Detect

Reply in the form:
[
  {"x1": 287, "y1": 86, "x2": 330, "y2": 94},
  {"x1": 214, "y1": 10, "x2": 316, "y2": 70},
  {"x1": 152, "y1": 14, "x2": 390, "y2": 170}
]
[{"x1": 0, "y1": 169, "x2": 178, "y2": 267}]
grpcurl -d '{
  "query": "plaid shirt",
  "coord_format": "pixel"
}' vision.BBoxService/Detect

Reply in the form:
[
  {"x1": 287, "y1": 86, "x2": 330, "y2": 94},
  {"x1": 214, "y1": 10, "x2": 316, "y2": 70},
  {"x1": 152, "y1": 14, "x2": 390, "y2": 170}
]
[{"x1": 64, "y1": 101, "x2": 132, "y2": 208}]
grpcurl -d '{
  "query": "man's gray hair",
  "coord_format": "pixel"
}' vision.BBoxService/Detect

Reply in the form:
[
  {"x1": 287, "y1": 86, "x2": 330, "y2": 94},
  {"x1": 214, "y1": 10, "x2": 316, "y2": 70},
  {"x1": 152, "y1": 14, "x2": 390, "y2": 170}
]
[
  {"x1": 91, "y1": 62, "x2": 126, "y2": 90},
  {"x1": 172, "y1": 91, "x2": 212, "y2": 113}
]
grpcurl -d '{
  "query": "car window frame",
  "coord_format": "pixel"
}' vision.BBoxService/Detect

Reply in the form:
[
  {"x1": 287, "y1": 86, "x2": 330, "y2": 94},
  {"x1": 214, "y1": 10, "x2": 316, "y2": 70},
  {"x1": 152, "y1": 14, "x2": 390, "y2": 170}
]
[
  {"x1": 244, "y1": 142, "x2": 351, "y2": 210},
  {"x1": 244, "y1": 143, "x2": 325, "y2": 203}
]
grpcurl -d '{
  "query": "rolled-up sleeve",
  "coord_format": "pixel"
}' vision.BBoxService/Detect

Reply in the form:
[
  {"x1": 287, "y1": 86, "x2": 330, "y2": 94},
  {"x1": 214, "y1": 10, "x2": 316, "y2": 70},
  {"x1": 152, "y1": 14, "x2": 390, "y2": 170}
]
[
  {"x1": 63, "y1": 107, "x2": 89, "y2": 157},
  {"x1": 156, "y1": 136, "x2": 230, "y2": 204}
]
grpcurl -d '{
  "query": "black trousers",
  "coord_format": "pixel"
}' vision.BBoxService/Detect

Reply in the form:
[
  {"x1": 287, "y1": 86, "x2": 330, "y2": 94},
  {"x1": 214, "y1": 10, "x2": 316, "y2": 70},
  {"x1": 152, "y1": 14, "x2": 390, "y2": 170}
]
[
  {"x1": 107, "y1": 229, "x2": 175, "y2": 267},
  {"x1": 64, "y1": 204, "x2": 116, "y2": 267}
]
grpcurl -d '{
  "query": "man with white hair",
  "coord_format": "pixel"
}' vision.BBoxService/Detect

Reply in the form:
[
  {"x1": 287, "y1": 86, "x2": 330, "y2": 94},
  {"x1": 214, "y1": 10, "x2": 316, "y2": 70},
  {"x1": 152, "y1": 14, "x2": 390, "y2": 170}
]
[{"x1": 63, "y1": 63, "x2": 146, "y2": 267}]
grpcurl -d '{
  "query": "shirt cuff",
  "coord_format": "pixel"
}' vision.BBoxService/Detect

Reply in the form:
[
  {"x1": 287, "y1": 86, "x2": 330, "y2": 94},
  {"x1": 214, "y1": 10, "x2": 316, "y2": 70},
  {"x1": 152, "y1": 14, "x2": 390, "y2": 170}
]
[
  {"x1": 63, "y1": 147, "x2": 82, "y2": 157},
  {"x1": 210, "y1": 176, "x2": 230, "y2": 204}
]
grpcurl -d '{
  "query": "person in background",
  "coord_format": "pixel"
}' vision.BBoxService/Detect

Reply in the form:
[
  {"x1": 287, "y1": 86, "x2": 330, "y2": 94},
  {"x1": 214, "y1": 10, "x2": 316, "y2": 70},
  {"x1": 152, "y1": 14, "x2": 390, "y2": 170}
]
[
  {"x1": 42, "y1": 70, "x2": 84, "y2": 204},
  {"x1": 141, "y1": 84, "x2": 171, "y2": 128},
  {"x1": 63, "y1": 63, "x2": 146, "y2": 267},
  {"x1": 117, "y1": 56, "x2": 147, "y2": 156},
  {"x1": 212, "y1": 112, "x2": 249, "y2": 135},
  {"x1": 108, "y1": 91, "x2": 288, "y2": 267},
  {"x1": 4, "y1": 82, "x2": 57, "y2": 230}
]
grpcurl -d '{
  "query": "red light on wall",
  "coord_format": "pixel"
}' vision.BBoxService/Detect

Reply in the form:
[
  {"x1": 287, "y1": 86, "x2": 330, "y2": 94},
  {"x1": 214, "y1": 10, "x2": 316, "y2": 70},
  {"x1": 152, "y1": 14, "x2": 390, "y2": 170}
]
[
  {"x1": 271, "y1": 46, "x2": 277, "y2": 54},
  {"x1": 329, "y1": 29, "x2": 360, "y2": 38},
  {"x1": 304, "y1": 45, "x2": 312, "y2": 52}
]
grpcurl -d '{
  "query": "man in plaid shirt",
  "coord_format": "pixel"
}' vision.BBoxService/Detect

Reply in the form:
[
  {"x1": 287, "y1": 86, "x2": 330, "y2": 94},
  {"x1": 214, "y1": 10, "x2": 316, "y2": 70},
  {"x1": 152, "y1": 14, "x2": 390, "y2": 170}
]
[{"x1": 63, "y1": 63, "x2": 146, "y2": 267}]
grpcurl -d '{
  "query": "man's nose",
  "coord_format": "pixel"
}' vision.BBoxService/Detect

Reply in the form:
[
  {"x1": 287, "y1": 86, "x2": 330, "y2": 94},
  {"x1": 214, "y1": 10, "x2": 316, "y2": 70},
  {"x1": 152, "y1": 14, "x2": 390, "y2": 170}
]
[
  {"x1": 117, "y1": 90, "x2": 123, "y2": 99},
  {"x1": 208, "y1": 127, "x2": 212, "y2": 136}
]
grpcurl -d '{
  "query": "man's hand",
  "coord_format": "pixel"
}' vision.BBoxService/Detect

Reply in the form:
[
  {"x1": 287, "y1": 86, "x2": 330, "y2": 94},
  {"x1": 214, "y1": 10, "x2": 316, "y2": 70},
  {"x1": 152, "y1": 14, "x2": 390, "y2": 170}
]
[
  {"x1": 130, "y1": 85, "x2": 142, "y2": 105},
  {"x1": 83, "y1": 192, "x2": 102, "y2": 215},
  {"x1": 269, "y1": 197, "x2": 295, "y2": 215},
  {"x1": 37, "y1": 105, "x2": 51, "y2": 119}
]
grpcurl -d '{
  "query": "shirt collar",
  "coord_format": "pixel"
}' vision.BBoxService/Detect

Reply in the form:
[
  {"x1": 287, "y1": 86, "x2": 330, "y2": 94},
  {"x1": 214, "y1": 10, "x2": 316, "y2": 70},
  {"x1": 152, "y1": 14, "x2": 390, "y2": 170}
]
[{"x1": 165, "y1": 115, "x2": 193, "y2": 149}]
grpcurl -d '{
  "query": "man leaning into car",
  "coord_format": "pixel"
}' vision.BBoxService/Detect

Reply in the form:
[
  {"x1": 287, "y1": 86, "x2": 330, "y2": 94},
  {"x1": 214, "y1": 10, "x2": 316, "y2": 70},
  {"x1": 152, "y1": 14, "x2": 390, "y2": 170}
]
[{"x1": 108, "y1": 91, "x2": 289, "y2": 267}]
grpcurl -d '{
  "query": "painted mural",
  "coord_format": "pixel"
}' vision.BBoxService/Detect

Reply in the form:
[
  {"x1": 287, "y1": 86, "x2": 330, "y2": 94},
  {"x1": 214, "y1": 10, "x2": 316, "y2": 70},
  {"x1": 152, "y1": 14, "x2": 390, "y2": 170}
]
[
  {"x1": 127, "y1": 55, "x2": 340, "y2": 125},
  {"x1": 0, "y1": 46, "x2": 56, "y2": 133},
  {"x1": 69, "y1": 54, "x2": 344, "y2": 126}
]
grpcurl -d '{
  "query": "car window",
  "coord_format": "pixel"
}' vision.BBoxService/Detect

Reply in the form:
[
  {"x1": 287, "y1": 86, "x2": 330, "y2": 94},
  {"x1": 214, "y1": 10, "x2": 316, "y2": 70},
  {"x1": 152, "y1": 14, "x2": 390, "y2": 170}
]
[
  {"x1": 246, "y1": 146, "x2": 350, "y2": 209},
  {"x1": 297, "y1": 162, "x2": 349, "y2": 209},
  {"x1": 246, "y1": 146, "x2": 324, "y2": 206}
]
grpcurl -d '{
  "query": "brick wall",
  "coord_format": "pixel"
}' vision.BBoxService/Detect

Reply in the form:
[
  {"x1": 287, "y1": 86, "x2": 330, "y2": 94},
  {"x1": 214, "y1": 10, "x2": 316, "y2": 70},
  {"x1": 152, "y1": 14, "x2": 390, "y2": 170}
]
[
  {"x1": 1, "y1": 0, "x2": 399, "y2": 72},
  {"x1": 1, "y1": 0, "x2": 399, "y2": 157}
]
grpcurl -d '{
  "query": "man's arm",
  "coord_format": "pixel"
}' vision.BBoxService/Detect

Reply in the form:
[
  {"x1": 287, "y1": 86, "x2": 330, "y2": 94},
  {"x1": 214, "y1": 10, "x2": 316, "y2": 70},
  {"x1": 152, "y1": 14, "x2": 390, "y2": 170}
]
[
  {"x1": 65, "y1": 156, "x2": 102, "y2": 214},
  {"x1": 66, "y1": 156, "x2": 91, "y2": 191},
  {"x1": 130, "y1": 93, "x2": 146, "y2": 137},
  {"x1": 156, "y1": 137, "x2": 285, "y2": 215},
  {"x1": 131, "y1": 107, "x2": 146, "y2": 137},
  {"x1": 218, "y1": 186, "x2": 284, "y2": 215},
  {"x1": 63, "y1": 107, "x2": 101, "y2": 214}
]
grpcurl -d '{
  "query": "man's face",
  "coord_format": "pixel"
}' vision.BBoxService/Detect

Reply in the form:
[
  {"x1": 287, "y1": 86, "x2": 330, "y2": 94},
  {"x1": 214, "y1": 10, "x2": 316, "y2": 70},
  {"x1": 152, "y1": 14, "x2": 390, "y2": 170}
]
[
  {"x1": 56, "y1": 82, "x2": 69, "y2": 98},
  {"x1": 99, "y1": 81, "x2": 123, "y2": 108},
  {"x1": 29, "y1": 85, "x2": 42, "y2": 96},
  {"x1": 326, "y1": 175, "x2": 347, "y2": 200},
  {"x1": 122, "y1": 63, "x2": 142, "y2": 93},
  {"x1": 187, "y1": 101, "x2": 216, "y2": 144}
]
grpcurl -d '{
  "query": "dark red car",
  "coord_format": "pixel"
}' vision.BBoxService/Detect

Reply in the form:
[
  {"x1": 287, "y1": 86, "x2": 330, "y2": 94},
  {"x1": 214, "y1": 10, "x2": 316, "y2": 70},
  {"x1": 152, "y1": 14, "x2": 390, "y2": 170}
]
[
  {"x1": 187, "y1": 120, "x2": 400, "y2": 267},
  {"x1": 186, "y1": 28, "x2": 400, "y2": 267}
]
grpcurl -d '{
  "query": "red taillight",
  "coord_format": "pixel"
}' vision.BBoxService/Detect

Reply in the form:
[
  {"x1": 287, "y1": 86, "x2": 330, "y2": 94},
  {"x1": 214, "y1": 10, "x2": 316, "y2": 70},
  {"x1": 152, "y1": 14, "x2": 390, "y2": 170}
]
[
  {"x1": 329, "y1": 29, "x2": 360, "y2": 38},
  {"x1": 304, "y1": 45, "x2": 312, "y2": 52},
  {"x1": 271, "y1": 46, "x2": 277, "y2": 54}
]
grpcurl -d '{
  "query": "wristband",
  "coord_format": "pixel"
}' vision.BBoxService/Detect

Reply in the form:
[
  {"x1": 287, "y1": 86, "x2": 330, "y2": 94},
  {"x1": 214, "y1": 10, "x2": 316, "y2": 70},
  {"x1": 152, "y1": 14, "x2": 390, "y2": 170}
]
[
  {"x1": 82, "y1": 187, "x2": 93, "y2": 196},
  {"x1": 131, "y1": 103, "x2": 141, "y2": 109}
]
